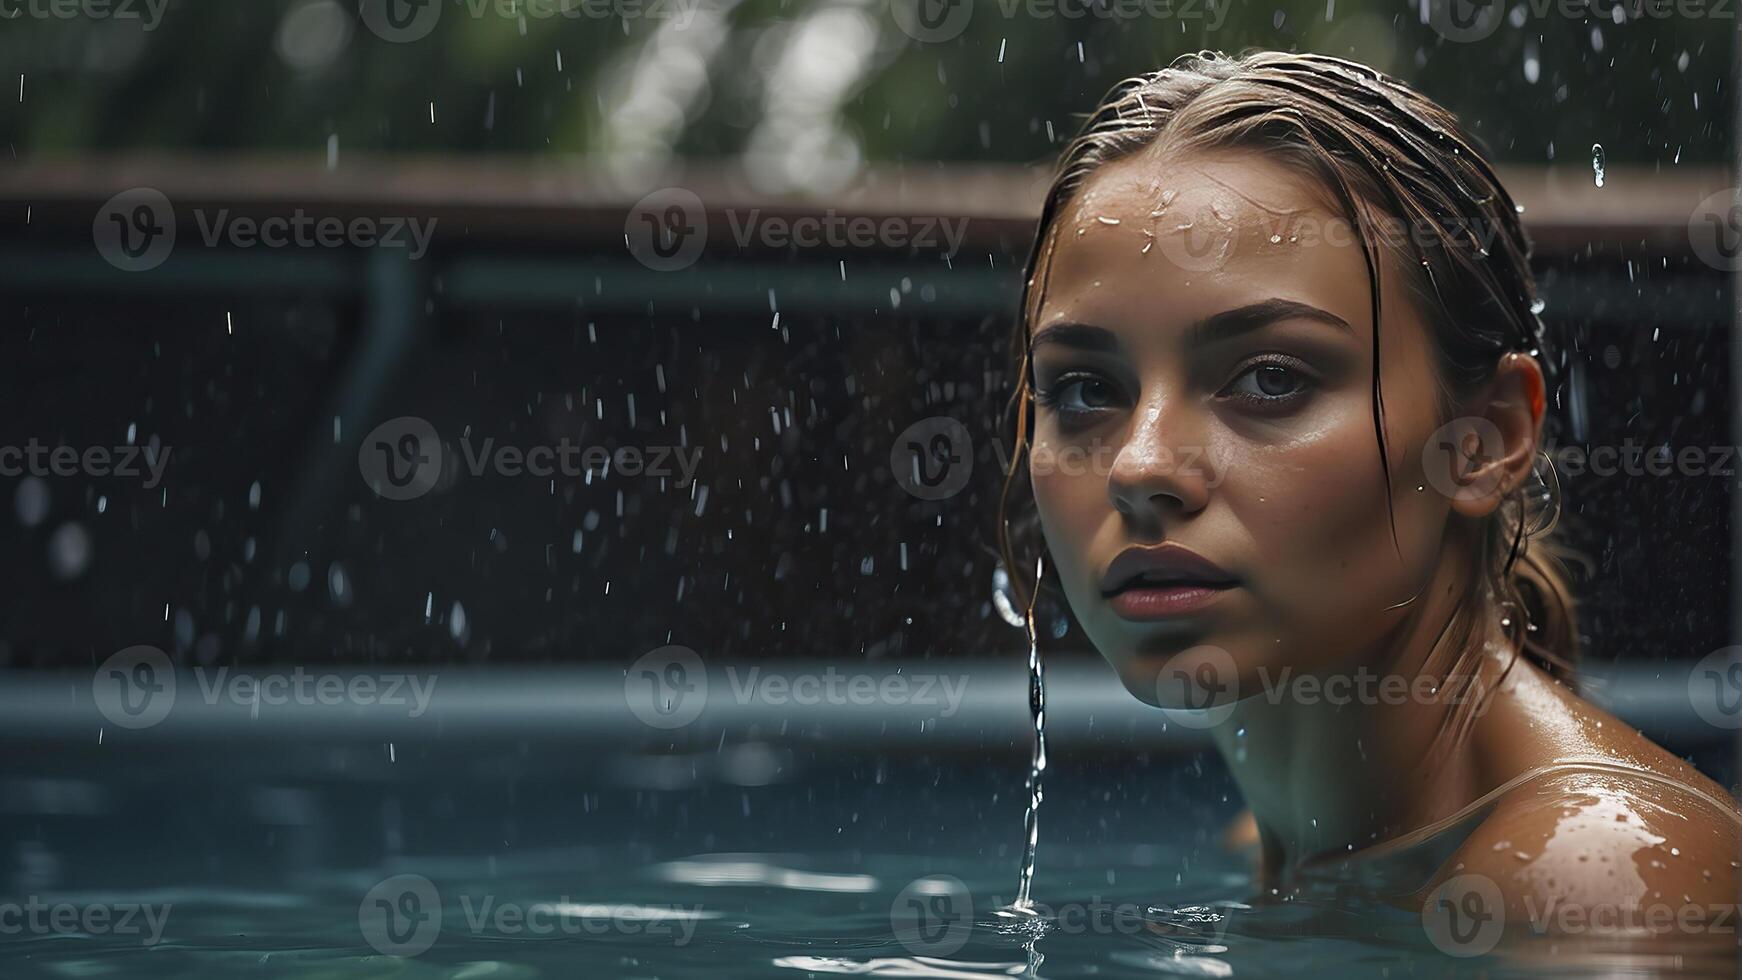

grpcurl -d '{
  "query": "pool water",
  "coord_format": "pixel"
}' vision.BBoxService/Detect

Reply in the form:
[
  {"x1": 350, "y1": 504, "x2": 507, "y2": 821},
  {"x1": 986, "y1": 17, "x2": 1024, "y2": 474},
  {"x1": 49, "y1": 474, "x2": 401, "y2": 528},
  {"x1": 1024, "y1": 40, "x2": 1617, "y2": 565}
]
[
  {"x1": 4, "y1": 845, "x2": 1735, "y2": 978},
  {"x1": 4, "y1": 741, "x2": 1737, "y2": 980}
]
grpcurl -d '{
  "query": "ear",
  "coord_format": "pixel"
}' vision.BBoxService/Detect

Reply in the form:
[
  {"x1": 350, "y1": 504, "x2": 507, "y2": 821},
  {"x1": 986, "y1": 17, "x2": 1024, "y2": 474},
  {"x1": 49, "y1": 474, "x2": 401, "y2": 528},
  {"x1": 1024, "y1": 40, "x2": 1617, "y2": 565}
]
[{"x1": 1439, "y1": 352, "x2": 1546, "y2": 519}]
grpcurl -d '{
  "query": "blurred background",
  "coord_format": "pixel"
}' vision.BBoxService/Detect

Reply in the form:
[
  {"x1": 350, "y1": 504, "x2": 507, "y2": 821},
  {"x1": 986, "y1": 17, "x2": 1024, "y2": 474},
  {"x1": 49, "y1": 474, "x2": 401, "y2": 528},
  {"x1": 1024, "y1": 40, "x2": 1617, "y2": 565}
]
[
  {"x1": 0, "y1": 3, "x2": 1737, "y2": 974},
  {"x1": 0, "y1": 0, "x2": 1734, "y2": 673}
]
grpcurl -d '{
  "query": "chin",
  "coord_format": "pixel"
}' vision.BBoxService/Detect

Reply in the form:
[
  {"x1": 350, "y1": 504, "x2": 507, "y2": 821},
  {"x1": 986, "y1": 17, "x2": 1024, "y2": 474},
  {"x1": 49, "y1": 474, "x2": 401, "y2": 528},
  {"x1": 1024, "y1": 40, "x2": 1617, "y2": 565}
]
[{"x1": 1091, "y1": 625, "x2": 1255, "y2": 712}]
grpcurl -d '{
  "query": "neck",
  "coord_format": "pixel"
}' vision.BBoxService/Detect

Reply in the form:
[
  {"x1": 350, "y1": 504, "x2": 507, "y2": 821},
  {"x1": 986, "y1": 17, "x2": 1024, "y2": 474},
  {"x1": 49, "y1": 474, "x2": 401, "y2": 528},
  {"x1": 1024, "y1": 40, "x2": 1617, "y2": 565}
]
[{"x1": 1210, "y1": 550, "x2": 1505, "y2": 870}]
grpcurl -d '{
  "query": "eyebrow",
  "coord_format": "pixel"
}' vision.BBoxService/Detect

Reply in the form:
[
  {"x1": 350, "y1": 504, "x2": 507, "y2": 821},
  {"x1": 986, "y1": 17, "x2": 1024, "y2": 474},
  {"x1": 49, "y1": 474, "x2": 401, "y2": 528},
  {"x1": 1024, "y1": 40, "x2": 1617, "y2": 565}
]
[{"x1": 1031, "y1": 298, "x2": 1352, "y2": 352}]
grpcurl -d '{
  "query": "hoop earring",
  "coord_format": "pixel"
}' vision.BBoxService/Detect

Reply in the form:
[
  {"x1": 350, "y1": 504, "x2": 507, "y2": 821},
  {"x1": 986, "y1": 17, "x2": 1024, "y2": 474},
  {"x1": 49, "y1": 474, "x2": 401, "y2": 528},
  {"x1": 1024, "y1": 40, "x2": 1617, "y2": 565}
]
[{"x1": 1519, "y1": 449, "x2": 1561, "y2": 539}]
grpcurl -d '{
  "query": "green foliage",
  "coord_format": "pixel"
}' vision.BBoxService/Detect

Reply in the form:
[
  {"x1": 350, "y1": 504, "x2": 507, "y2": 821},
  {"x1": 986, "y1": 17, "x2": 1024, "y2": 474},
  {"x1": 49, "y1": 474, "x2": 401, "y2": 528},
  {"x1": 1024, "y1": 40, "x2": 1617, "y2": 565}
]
[{"x1": 0, "y1": 0, "x2": 1729, "y2": 164}]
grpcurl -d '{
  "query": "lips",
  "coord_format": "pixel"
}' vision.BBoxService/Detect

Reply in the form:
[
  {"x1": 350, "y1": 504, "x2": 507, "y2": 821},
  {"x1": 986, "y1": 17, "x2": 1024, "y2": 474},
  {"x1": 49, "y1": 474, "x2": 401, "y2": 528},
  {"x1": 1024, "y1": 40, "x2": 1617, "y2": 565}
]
[{"x1": 1100, "y1": 543, "x2": 1238, "y2": 621}]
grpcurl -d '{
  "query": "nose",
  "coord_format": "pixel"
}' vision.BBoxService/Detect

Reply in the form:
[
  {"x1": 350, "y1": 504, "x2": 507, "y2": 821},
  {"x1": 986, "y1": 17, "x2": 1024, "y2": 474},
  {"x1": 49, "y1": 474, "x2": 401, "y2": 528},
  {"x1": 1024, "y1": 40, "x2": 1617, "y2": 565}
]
[{"x1": 1106, "y1": 394, "x2": 1214, "y2": 525}]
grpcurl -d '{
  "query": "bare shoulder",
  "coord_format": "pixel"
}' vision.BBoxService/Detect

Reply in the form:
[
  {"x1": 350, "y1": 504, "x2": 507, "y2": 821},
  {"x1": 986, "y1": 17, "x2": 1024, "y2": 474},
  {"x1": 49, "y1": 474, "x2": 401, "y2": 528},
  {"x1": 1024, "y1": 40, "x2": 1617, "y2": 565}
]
[
  {"x1": 1426, "y1": 764, "x2": 1741, "y2": 929},
  {"x1": 1431, "y1": 657, "x2": 1742, "y2": 924}
]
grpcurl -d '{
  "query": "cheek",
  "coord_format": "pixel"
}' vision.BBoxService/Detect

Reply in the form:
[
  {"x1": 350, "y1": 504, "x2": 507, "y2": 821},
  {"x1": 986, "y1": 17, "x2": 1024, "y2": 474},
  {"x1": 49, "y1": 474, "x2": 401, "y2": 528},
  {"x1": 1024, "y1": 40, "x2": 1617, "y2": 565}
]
[
  {"x1": 1226, "y1": 408, "x2": 1448, "y2": 608},
  {"x1": 1028, "y1": 437, "x2": 1106, "y2": 588}
]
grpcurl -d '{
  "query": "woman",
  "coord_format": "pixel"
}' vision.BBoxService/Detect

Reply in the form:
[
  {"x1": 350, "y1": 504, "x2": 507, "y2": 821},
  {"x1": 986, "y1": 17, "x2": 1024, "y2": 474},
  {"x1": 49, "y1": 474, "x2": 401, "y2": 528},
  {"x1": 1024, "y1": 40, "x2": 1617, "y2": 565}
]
[{"x1": 998, "y1": 50, "x2": 1739, "y2": 938}]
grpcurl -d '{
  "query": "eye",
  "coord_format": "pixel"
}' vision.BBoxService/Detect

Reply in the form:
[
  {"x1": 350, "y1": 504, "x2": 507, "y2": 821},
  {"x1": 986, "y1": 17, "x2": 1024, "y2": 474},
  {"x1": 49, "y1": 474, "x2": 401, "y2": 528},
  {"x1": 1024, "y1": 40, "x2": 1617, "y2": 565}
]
[
  {"x1": 1036, "y1": 373, "x2": 1123, "y2": 419},
  {"x1": 1221, "y1": 359, "x2": 1312, "y2": 405}
]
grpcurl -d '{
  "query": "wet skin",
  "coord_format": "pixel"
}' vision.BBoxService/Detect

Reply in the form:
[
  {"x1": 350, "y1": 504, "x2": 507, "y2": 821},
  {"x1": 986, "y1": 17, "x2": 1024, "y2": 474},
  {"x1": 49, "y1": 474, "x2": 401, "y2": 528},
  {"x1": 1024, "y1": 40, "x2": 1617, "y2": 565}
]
[{"x1": 1026, "y1": 145, "x2": 1740, "y2": 932}]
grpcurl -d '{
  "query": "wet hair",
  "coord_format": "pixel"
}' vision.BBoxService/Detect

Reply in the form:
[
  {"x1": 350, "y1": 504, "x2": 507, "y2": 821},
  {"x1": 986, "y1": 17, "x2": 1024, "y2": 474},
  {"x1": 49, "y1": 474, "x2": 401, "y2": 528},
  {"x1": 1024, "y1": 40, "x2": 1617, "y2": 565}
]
[{"x1": 997, "y1": 50, "x2": 1579, "y2": 746}]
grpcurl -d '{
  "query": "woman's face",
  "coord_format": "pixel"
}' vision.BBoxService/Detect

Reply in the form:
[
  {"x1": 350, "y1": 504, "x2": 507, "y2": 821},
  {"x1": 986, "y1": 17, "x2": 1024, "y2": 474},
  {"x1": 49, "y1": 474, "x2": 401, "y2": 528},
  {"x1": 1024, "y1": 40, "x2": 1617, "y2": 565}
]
[{"x1": 1028, "y1": 148, "x2": 1461, "y2": 709}]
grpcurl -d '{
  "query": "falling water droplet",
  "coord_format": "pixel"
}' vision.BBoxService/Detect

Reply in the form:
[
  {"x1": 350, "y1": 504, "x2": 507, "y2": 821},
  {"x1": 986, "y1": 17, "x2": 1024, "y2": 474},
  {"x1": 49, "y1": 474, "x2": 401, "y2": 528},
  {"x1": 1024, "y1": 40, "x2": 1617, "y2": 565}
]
[
  {"x1": 1007, "y1": 555, "x2": 1048, "y2": 916},
  {"x1": 1590, "y1": 144, "x2": 1606, "y2": 187}
]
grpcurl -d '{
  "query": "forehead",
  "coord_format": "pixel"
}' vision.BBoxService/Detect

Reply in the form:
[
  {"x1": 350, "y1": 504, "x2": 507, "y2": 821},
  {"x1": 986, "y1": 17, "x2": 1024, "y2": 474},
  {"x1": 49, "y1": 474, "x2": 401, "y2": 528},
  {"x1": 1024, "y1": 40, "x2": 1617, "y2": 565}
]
[{"x1": 1036, "y1": 147, "x2": 1382, "y2": 338}]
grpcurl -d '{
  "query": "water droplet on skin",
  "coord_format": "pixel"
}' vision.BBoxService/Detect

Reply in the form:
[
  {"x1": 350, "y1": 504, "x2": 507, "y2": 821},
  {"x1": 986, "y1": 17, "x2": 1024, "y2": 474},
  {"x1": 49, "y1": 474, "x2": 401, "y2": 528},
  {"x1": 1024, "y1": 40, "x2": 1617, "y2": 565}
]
[
  {"x1": 1096, "y1": 216, "x2": 1121, "y2": 226},
  {"x1": 1269, "y1": 234, "x2": 1282, "y2": 244}
]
